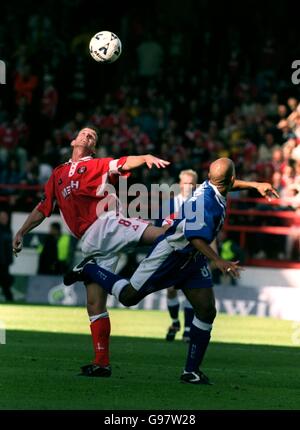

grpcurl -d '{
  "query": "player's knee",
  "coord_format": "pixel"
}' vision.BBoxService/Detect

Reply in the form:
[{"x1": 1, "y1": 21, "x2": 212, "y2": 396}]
[
  {"x1": 167, "y1": 286, "x2": 177, "y2": 299},
  {"x1": 119, "y1": 295, "x2": 139, "y2": 307},
  {"x1": 86, "y1": 294, "x2": 107, "y2": 313},
  {"x1": 87, "y1": 297, "x2": 96, "y2": 307},
  {"x1": 194, "y1": 303, "x2": 216, "y2": 324},
  {"x1": 207, "y1": 305, "x2": 217, "y2": 322},
  {"x1": 87, "y1": 301, "x2": 106, "y2": 314},
  {"x1": 119, "y1": 287, "x2": 139, "y2": 307}
]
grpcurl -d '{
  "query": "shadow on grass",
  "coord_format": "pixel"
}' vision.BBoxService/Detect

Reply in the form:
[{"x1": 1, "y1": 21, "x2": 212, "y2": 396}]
[{"x1": 0, "y1": 330, "x2": 300, "y2": 410}]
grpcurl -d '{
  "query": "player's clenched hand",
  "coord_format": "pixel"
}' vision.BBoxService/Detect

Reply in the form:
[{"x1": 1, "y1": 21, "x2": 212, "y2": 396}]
[
  {"x1": 144, "y1": 155, "x2": 170, "y2": 169},
  {"x1": 12, "y1": 233, "x2": 23, "y2": 257},
  {"x1": 214, "y1": 259, "x2": 244, "y2": 279},
  {"x1": 256, "y1": 182, "x2": 280, "y2": 200}
]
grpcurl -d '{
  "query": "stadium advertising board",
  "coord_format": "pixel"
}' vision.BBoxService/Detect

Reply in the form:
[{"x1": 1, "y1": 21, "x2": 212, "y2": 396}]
[{"x1": 25, "y1": 276, "x2": 300, "y2": 321}]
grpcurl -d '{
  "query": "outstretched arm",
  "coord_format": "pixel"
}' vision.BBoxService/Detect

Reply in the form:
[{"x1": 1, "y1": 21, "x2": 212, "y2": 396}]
[
  {"x1": 190, "y1": 238, "x2": 243, "y2": 279},
  {"x1": 12, "y1": 206, "x2": 45, "y2": 256},
  {"x1": 120, "y1": 154, "x2": 170, "y2": 171},
  {"x1": 232, "y1": 179, "x2": 279, "y2": 199}
]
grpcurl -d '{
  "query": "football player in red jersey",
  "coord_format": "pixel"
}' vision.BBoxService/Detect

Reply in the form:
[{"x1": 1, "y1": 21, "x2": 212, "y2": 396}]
[{"x1": 13, "y1": 126, "x2": 170, "y2": 377}]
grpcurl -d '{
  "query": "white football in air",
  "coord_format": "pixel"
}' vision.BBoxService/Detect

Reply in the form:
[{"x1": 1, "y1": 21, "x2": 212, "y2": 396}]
[{"x1": 89, "y1": 31, "x2": 122, "y2": 63}]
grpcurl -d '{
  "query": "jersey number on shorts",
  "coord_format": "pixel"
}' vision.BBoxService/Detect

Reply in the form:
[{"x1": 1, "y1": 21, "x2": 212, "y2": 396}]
[
  {"x1": 200, "y1": 266, "x2": 210, "y2": 278},
  {"x1": 118, "y1": 219, "x2": 139, "y2": 231}
]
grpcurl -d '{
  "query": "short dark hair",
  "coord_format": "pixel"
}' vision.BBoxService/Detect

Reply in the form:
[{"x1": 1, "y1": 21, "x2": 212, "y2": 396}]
[{"x1": 84, "y1": 125, "x2": 99, "y2": 143}]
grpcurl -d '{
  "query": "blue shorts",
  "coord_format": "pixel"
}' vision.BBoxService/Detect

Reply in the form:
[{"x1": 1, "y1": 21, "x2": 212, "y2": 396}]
[{"x1": 130, "y1": 239, "x2": 212, "y2": 295}]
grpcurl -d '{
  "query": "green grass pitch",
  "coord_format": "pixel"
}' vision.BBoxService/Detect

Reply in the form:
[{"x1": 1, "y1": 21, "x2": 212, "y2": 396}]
[{"x1": 0, "y1": 304, "x2": 299, "y2": 410}]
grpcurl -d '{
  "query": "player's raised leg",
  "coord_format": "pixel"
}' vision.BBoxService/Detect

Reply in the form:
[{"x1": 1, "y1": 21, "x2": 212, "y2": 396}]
[
  {"x1": 139, "y1": 223, "x2": 169, "y2": 244},
  {"x1": 72, "y1": 260, "x2": 139, "y2": 306}
]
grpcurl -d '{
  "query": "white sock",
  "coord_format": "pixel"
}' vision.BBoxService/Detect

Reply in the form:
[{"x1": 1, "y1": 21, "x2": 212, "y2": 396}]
[
  {"x1": 192, "y1": 316, "x2": 212, "y2": 331},
  {"x1": 112, "y1": 279, "x2": 130, "y2": 300},
  {"x1": 167, "y1": 297, "x2": 179, "y2": 307},
  {"x1": 89, "y1": 311, "x2": 109, "y2": 323}
]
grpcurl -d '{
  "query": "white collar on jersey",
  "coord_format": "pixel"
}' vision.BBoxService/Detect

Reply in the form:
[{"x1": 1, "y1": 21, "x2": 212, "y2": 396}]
[
  {"x1": 68, "y1": 156, "x2": 93, "y2": 163},
  {"x1": 208, "y1": 180, "x2": 227, "y2": 204}
]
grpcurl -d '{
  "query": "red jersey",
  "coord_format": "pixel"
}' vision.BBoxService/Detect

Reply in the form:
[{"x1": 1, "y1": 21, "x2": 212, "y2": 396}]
[{"x1": 37, "y1": 156, "x2": 130, "y2": 238}]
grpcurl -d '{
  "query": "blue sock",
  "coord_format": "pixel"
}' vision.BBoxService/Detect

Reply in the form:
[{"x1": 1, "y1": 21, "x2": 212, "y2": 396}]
[
  {"x1": 169, "y1": 305, "x2": 180, "y2": 322},
  {"x1": 184, "y1": 307, "x2": 194, "y2": 331},
  {"x1": 83, "y1": 263, "x2": 123, "y2": 294},
  {"x1": 167, "y1": 297, "x2": 180, "y2": 320},
  {"x1": 185, "y1": 317, "x2": 212, "y2": 372}
]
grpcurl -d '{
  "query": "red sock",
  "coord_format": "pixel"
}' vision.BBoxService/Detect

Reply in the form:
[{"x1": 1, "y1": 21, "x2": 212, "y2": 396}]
[{"x1": 90, "y1": 316, "x2": 111, "y2": 366}]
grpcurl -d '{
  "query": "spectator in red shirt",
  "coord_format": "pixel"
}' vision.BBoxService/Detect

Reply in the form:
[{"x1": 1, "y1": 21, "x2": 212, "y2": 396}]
[{"x1": 14, "y1": 65, "x2": 38, "y2": 106}]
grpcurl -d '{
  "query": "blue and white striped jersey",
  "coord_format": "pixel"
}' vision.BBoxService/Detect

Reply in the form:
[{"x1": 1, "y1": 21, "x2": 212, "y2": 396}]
[
  {"x1": 163, "y1": 180, "x2": 227, "y2": 254},
  {"x1": 130, "y1": 181, "x2": 227, "y2": 291}
]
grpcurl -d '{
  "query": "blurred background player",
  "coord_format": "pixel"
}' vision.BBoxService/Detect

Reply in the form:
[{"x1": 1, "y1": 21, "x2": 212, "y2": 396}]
[
  {"x1": 165, "y1": 169, "x2": 198, "y2": 342},
  {"x1": 0, "y1": 210, "x2": 14, "y2": 302},
  {"x1": 37, "y1": 221, "x2": 73, "y2": 275},
  {"x1": 211, "y1": 230, "x2": 245, "y2": 286},
  {"x1": 12, "y1": 126, "x2": 170, "y2": 377}
]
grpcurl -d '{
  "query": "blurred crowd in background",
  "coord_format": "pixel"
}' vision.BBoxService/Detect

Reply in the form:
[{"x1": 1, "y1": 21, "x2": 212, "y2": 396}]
[{"x1": 1, "y1": 0, "x2": 300, "y2": 262}]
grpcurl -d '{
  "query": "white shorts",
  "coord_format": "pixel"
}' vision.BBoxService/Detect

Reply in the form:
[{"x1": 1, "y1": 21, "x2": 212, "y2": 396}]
[{"x1": 81, "y1": 213, "x2": 149, "y2": 272}]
